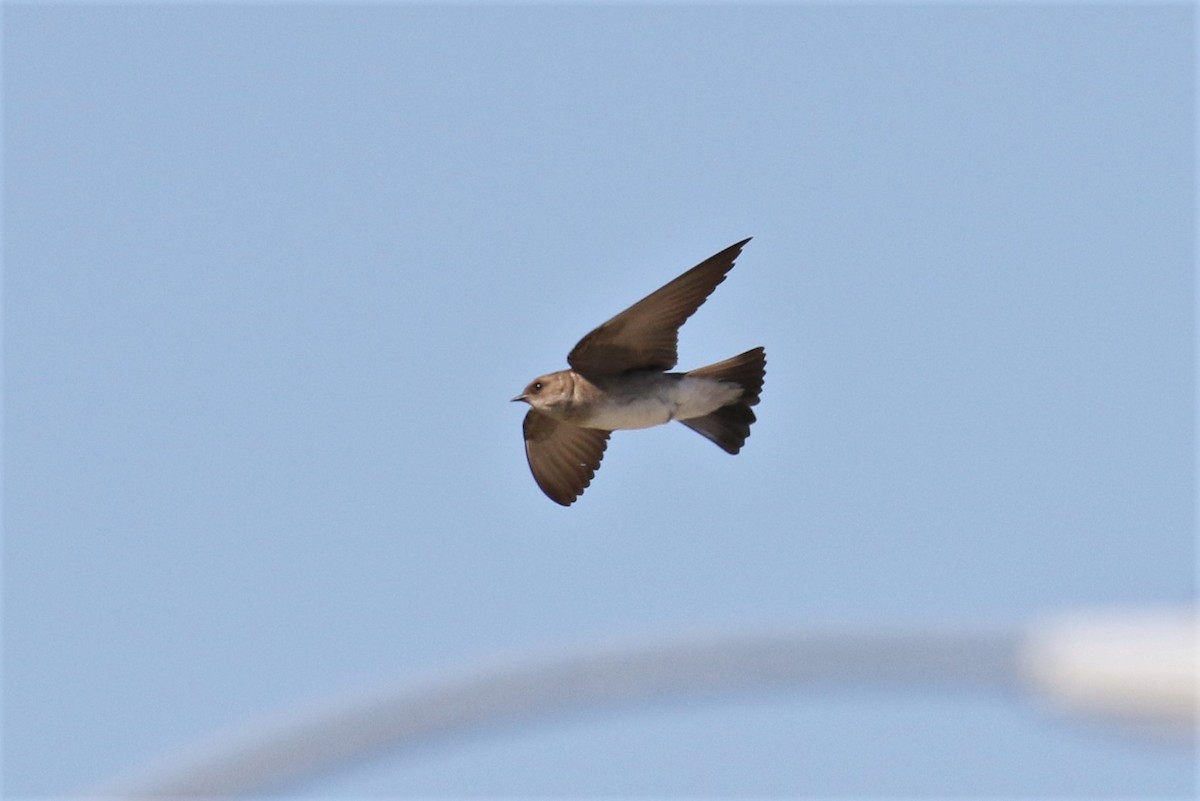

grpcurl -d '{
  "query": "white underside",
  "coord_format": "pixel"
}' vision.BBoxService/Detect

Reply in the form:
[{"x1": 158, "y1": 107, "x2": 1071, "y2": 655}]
[{"x1": 585, "y1": 377, "x2": 743, "y2": 431}]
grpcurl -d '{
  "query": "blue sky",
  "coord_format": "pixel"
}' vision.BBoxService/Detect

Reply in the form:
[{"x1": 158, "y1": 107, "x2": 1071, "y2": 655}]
[{"x1": 5, "y1": 3, "x2": 1195, "y2": 797}]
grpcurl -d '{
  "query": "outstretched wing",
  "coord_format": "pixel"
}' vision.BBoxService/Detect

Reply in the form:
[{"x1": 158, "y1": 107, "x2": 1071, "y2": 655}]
[
  {"x1": 567, "y1": 238, "x2": 751, "y2": 375},
  {"x1": 523, "y1": 410, "x2": 611, "y2": 506}
]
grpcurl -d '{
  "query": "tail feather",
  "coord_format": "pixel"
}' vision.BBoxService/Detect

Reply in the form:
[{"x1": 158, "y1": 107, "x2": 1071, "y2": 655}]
[
  {"x1": 680, "y1": 347, "x2": 766, "y2": 454},
  {"x1": 680, "y1": 403, "x2": 756, "y2": 454}
]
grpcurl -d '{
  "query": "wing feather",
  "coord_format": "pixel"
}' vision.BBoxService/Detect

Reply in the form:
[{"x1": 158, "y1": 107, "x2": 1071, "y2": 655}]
[
  {"x1": 567, "y1": 238, "x2": 751, "y2": 375},
  {"x1": 523, "y1": 411, "x2": 611, "y2": 506}
]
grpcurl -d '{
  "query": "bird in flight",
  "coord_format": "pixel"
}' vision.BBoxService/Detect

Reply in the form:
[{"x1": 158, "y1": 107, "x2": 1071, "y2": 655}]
[{"x1": 513, "y1": 238, "x2": 765, "y2": 505}]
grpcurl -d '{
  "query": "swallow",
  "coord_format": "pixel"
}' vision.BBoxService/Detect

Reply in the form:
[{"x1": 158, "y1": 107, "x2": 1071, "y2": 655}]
[{"x1": 513, "y1": 238, "x2": 765, "y2": 505}]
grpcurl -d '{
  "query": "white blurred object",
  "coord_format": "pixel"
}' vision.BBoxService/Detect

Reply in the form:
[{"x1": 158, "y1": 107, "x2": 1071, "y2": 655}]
[
  {"x1": 1020, "y1": 607, "x2": 1197, "y2": 729},
  {"x1": 87, "y1": 607, "x2": 1196, "y2": 798}
]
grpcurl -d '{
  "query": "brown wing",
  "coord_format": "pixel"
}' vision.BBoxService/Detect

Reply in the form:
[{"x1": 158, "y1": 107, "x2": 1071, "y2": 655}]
[
  {"x1": 567, "y1": 238, "x2": 751, "y2": 375},
  {"x1": 523, "y1": 410, "x2": 611, "y2": 506}
]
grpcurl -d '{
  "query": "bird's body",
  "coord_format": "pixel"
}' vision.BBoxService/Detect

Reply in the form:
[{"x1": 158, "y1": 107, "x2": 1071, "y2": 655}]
[
  {"x1": 513, "y1": 238, "x2": 765, "y2": 505},
  {"x1": 527, "y1": 369, "x2": 745, "y2": 430}
]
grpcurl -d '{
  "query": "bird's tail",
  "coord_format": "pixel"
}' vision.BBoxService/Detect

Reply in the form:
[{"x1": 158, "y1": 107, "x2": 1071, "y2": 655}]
[{"x1": 680, "y1": 347, "x2": 766, "y2": 454}]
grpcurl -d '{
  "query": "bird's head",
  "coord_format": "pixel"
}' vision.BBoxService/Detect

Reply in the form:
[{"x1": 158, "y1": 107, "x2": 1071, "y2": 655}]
[{"x1": 512, "y1": 371, "x2": 574, "y2": 413}]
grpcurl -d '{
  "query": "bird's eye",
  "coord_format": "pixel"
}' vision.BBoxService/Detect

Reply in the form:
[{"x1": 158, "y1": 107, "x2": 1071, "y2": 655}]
[{"x1": 532, "y1": 382, "x2": 543, "y2": 393}]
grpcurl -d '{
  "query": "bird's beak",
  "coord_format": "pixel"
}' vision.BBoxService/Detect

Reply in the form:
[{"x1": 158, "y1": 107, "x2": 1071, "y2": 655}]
[{"x1": 511, "y1": 394, "x2": 527, "y2": 403}]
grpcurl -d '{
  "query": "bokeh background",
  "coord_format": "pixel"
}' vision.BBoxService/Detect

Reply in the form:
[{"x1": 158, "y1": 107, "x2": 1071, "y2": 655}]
[{"x1": 5, "y1": 3, "x2": 1194, "y2": 797}]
